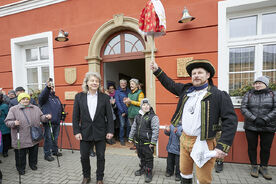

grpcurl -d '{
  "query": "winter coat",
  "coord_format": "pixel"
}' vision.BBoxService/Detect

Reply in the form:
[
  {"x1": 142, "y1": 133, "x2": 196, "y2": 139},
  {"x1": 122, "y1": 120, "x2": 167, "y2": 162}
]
[
  {"x1": 241, "y1": 88, "x2": 276, "y2": 132},
  {"x1": 129, "y1": 108, "x2": 159, "y2": 145},
  {"x1": 164, "y1": 124, "x2": 182, "y2": 155},
  {"x1": 114, "y1": 87, "x2": 130, "y2": 115},
  {"x1": 0, "y1": 103, "x2": 9, "y2": 135},
  {"x1": 153, "y1": 67, "x2": 238, "y2": 153},
  {"x1": 5, "y1": 104, "x2": 48, "y2": 149},
  {"x1": 39, "y1": 86, "x2": 62, "y2": 124}
]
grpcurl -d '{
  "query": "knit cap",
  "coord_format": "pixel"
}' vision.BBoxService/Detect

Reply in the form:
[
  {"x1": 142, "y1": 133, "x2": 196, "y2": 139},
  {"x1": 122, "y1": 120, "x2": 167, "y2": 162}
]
[
  {"x1": 17, "y1": 93, "x2": 30, "y2": 102},
  {"x1": 254, "y1": 76, "x2": 269, "y2": 86},
  {"x1": 140, "y1": 98, "x2": 151, "y2": 108},
  {"x1": 8, "y1": 90, "x2": 16, "y2": 96}
]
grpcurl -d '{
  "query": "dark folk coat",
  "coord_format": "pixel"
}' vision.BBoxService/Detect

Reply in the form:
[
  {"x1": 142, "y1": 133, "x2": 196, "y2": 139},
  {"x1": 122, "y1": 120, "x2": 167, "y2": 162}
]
[{"x1": 154, "y1": 67, "x2": 238, "y2": 153}]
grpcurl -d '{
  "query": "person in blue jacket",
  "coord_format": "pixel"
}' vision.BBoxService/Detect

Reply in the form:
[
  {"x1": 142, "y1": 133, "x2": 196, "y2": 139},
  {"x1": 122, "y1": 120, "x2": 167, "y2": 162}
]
[
  {"x1": 39, "y1": 79, "x2": 62, "y2": 162},
  {"x1": 164, "y1": 124, "x2": 182, "y2": 181},
  {"x1": 115, "y1": 79, "x2": 131, "y2": 146},
  {"x1": 0, "y1": 93, "x2": 10, "y2": 157}
]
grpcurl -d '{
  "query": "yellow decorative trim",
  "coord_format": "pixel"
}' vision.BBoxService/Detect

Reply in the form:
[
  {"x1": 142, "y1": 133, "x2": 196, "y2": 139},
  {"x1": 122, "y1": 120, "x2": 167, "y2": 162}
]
[
  {"x1": 186, "y1": 59, "x2": 216, "y2": 74},
  {"x1": 201, "y1": 101, "x2": 206, "y2": 140},
  {"x1": 218, "y1": 142, "x2": 231, "y2": 153},
  {"x1": 206, "y1": 101, "x2": 210, "y2": 138},
  {"x1": 156, "y1": 70, "x2": 163, "y2": 78},
  {"x1": 171, "y1": 95, "x2": 188, "y2": 126}
]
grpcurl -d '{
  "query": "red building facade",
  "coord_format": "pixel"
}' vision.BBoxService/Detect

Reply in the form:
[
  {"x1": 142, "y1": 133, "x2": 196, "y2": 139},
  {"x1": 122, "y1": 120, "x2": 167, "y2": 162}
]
[{"x1": 0, "y1": 0, "x2": 275, "y2": 165}]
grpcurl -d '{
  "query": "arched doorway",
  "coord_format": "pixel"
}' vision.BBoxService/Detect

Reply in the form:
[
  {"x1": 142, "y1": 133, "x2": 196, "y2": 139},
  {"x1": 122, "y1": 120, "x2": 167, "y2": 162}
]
[
  {"x1": 101, "y1": 31, "x2": 146, "y2": 93},
  {"x1": 85, "y1": 14, "x2": 156, "y2": 110}
]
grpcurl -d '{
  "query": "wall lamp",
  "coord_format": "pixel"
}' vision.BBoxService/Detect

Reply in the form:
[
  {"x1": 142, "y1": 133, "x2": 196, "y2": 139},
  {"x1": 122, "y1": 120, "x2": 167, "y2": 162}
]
[
  {"x1": 178, "y1": 7, "x2": 195, "y2": 23},
  {"x1": 55, "y1": 30, "x2": 69, "y2": 42}
]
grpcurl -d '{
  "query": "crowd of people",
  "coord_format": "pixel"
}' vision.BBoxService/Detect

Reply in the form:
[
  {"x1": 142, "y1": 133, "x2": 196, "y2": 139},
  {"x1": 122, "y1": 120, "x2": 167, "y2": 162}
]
[
  {"x1": 0, "y1": 59, "x2": 275, "y2": 184},
  {"x1": 0, "y1": 81, "x2": 63, "y2": 183}
]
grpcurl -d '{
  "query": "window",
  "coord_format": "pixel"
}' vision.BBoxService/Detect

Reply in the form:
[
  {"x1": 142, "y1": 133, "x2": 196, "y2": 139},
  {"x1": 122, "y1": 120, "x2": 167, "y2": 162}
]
[
  {"x1": 11, "y1": 32, "x2": 54, "y2": 93},
  {"x1": 101, "y1": 31, "x2": 145, "y2": 62},
  {"x1": 218, "y1": 0, "x2": 276, "y2": 95},
  {"x1": 24, "y1": 45, "x2": 50, "y2": 91},
  {"x1": 228, "y1": 12, "x2": 276, "y2": 94}
]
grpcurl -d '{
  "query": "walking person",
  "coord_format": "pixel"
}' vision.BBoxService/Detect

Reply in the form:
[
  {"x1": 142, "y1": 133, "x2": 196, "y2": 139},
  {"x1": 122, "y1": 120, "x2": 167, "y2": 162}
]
[
  {"x1": 73, "y1": 72, "x2": 114, "y2": 184},
  {"x1": 150, "y1": 59, "x2": 238, "y2": 184},
  {"x1": 128, "y1": 98, "x2": 159, "y2": 183},
  {"x1": 124, "y1": 78, "x2": 144, "y2": 150},
  {"x1": 5, "y1": 93, "x2": 51, "y2": 175},
  {"x1": 164, "y1": 124, "x2": 182, "y2": 181},
  {"x1": 0, "y1": 93, "x2": 10, "y2": 157},
  {"x1": 115, "y1": 79, "x2": 131, "y2": 146},
  {"x1": 39, "y1": 78, "x2": 63, "y2": 162},
  {"x1": 241, "y1": 76, "x2": 276, "y2": 180}
]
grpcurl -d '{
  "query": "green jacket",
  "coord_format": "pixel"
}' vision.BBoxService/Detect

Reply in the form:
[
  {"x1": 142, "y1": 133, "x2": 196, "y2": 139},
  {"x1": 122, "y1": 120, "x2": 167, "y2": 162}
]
[{"x1": 128, "y1": 89, "x2": 143, "y2": 118}]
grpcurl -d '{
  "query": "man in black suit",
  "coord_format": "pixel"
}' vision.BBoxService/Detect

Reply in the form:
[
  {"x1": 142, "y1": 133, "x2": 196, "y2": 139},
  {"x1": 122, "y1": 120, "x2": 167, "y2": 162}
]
[{"x1": 73, "y1": 72, "x2": 114, "y2": 184}]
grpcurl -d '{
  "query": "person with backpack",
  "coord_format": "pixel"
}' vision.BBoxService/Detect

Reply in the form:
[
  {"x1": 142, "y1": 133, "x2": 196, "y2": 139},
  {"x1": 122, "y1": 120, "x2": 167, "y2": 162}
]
[{"x1": 241, "y1": 76, "x2": 276, "y2": 180}]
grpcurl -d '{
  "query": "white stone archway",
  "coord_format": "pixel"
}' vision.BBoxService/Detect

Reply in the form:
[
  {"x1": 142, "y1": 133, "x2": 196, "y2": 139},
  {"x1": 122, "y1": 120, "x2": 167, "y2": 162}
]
[{"x1": 85, "y1": 14, "x2": 156, "y2": 110}]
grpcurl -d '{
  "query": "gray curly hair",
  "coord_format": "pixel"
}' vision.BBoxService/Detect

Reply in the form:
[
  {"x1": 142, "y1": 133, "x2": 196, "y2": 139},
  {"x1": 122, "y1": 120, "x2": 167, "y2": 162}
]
[
  {"x1": 130, "y1": 78, "x2": 139, "y2": 85},
  {"x1": 82, "y1": 72, "x2": 101, "y2": 93}
]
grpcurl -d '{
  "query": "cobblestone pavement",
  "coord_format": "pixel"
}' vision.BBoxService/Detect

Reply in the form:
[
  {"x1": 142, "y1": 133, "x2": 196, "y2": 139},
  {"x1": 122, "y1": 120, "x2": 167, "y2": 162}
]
[{"x1": 0, "y1": 143, "x2": 275, "y2": 184}]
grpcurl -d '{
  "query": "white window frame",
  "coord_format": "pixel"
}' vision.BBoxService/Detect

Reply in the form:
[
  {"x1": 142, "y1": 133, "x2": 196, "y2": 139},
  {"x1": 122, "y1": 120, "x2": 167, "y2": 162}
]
[
  {"x1": 0, "y1": 0, "x2": 67, "y2": 17},
  {"x1": 218, "y1": 0, "x2": 276, "y2": 93},
  {"x1": 10, "y1": 31, "x2": 54, "y2": 93},
  {"x1": 24, "y1": 44, "x2": 51, "y2": 91}
]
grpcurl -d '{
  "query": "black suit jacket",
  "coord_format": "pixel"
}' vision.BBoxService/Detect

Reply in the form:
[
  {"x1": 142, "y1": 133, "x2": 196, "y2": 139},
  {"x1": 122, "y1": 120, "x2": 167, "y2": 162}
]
[{"x1": 72, "y1": 91, "x2": 114, "y2": 141}]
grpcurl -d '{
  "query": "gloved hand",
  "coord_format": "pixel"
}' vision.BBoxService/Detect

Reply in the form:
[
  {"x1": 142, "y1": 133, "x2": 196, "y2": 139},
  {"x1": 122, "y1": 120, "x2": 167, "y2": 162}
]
[{"x1": 255, "y1": 117, "x2": 266, "y2": 127}]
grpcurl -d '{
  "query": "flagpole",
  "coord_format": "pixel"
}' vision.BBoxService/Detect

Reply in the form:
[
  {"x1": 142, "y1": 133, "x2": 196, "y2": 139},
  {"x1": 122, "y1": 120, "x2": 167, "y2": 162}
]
[{"x1": 150, "y1": 34, "x2": 154, "y2": 88}]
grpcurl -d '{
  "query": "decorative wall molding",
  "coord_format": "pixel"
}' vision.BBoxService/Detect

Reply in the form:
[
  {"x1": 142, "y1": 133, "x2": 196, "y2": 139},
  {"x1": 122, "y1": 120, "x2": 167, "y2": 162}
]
[{"x1": 0, "y1": 0, "x2": 67, "y2": 17}]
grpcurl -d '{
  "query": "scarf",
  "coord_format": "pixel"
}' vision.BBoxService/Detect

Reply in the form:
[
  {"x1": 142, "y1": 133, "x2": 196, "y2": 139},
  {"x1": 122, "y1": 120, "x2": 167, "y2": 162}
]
[
  {"x1": 109, "y1": 91, "x2": 116, "y2": 97},
  {"x1": 187, "y1": 83, "x2": 208, "y2": 93}
]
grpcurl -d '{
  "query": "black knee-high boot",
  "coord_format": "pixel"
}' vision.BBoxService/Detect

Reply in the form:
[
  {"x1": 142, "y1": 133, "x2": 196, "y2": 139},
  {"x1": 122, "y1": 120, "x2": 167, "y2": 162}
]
[
  {"x1": 0, "y1": 169, "x2": 2, "y2": 184},
  {"x1": 181, "y1": 177, "x2": 192, "y2": 184}
]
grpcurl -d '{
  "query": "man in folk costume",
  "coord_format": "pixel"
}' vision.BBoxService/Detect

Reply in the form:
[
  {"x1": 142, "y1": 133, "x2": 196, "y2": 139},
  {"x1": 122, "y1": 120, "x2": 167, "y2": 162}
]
[{"x1": 150, "y1": 59, "x2": 238, "y2": 184}]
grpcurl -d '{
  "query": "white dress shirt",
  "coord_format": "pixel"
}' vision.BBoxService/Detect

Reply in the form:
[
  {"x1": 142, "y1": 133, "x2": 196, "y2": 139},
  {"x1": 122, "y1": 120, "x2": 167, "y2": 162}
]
[
  {"x1": 87, "y1": 91, "x2": 98, "y2": 121},
  {"x1": 181, "y1": 88, "x2": 208, "y2": 136}
]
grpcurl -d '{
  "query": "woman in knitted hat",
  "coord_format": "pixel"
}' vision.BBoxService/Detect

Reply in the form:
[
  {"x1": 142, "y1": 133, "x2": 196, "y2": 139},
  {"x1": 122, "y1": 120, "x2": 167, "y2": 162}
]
[
  {"x1": 241, "y1": 76, "x2": 276, "y2": 180},
  {"x1": 5, "y1": 93, "x2": 51, "y2": 175}
]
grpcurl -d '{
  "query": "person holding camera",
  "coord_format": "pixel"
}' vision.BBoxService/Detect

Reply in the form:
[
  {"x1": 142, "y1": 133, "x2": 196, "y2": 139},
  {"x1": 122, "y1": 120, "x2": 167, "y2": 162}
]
[{"x1": 39, "y1": 78, "x2": 63, "y2": 162}]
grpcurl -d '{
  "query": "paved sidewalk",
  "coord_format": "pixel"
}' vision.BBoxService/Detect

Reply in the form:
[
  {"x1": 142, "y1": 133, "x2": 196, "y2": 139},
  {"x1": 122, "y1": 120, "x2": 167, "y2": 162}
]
[{"x1": 0, "y1": 143, "x2": 275, "y2": 184}]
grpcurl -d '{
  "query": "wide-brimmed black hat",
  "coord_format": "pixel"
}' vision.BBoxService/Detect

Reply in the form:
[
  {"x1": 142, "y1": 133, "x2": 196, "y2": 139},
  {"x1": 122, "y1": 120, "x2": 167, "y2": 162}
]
[{"x1": 186, "y1": 59, "x2": 216, "y2": 78}]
